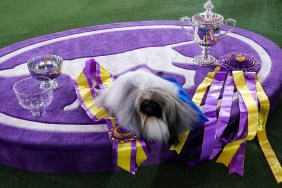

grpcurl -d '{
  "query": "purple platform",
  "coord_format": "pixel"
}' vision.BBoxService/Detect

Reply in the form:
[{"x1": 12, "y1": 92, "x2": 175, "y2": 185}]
[{"x1": 0, "y1": 21, "x2": 281, "y2": 173}]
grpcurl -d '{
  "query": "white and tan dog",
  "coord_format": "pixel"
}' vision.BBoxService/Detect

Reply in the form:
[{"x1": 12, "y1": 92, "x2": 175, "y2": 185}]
[{"x1": 96, "y1": 70, "x2": 199, "y2": 145}]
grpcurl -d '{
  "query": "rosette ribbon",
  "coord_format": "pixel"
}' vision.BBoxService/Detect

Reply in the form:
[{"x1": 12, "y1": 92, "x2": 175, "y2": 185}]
[
  {"x1": 75, "y1": 59, "x2": 149, "y2": 174},
  {"x1": 173, "y1": 52, "x2": 282, "y2": 183},
  {"x1": 215, "y1": 53, "x2": 282, "y2": 183}
]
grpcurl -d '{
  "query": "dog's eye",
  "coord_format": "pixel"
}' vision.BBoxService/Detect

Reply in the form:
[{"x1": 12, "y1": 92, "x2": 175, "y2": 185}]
[{"x1": 140, "y1": 99, "x2": 162, "y2": 118}]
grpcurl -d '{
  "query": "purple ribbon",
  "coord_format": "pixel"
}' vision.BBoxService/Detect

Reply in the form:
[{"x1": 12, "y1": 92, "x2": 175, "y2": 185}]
[
  {"x1": 200, "y1": 72, "x2": 227, "y2": 162},
  {"x1": 112, "y1": 141, "x2": 118, "y2": 166},
  {"x1": 209, "y1": 73, "x2": 235, "y2": 160},
  {"x1": 229, "y1": 141, "x2": 246, "y2": 176},
  {"x1": 226, "y1": 93, "x2": 248, "y2": 176},
  {"x1": 229, "y1": 72, "x2": 257, "y2": 176},
  {"x1": 130, "y1": 140, "x2": 137, "y2": 173}
]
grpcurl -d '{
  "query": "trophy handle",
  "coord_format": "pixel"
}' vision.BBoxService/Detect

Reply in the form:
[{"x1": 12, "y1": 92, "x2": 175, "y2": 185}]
[
  {"x1": 219, "y1": 18, "x2": 237, "y2": 39},
  {"x1": 180, "y1": 16, "x2": 194, "y2": 39}
]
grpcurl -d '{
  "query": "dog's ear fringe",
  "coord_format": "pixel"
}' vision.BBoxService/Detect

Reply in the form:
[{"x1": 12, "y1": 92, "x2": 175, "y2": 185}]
[
  {"x1": 95, "y1": 90, "x2": 107, "y2": 107},
  {"x1": 115, "y1": 89, "x2": 143, "y2": 135},
  {"x1": 165, "y1": 96, "x2": 199, "y2": 145},
  {"x1": 96, "y1": 75, "x2": 137, "y2": 116}
]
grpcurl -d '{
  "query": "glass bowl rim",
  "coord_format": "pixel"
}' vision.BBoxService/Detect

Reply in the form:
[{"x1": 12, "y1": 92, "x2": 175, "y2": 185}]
[{"x1": 13, "y1": 76, "x2": 53, "y2": 96}]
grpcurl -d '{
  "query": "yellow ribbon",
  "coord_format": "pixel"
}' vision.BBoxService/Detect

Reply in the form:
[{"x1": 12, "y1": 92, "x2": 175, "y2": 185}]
[
  {"x1": 216, "y1": 71, "x2": 258, "y2": 166},
  {"x1": 99, "y1": 64, "x2": 114, "y2": 89},
  {"x1": 76, "y1": 71, "x2": 113, "y2": 120},
  {"x1": 117, "y1": 140, "x2": 148, "y2": 173},
  {"x1": 170, "y1": 66, "x2": 220, "y2": 154},
  {"x1": 170, "y1": 131, "x2": 190, "y2": 154},
  {"x1": 192, "y1": 66, "x2": 221, "y2": 106},
  {"x1": 76, "y1": 63, "x2": 148, "y2": 174},
  {"x1": 117, "y1": 142, "x2": 132, "y2": 172},
  {"x1": 255, "y1": 75, "x2": 282, "y2": 184},
  {"x1": 136, "y1": 140, "x2": 148, "y2": 166}
]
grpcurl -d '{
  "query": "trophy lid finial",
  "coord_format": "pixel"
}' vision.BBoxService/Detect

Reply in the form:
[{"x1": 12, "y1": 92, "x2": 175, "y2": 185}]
[
  {"x1": 191, "y1": 0, "x2": 224, "y2": 25},
  {"x1": 204, "y1": 0, "x2": 214, "y2": 18}
]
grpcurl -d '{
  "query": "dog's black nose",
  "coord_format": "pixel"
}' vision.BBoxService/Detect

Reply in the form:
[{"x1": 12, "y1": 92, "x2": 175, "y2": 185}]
[{"x1": 140, "y1": 100, "x2": 162, "y2": 118}]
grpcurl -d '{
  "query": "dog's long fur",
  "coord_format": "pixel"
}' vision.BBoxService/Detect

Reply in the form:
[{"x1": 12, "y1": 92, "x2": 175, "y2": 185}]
[{"x1": 96, "y1": 70, "x2": 199, "y2": 145}]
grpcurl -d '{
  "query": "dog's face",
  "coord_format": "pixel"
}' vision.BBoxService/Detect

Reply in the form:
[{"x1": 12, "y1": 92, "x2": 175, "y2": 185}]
[
  {"x1": 135, "y1": 88, "x2": 170, "y2": 143},
  {"x1": 96, "y1": 70, "x2": 199, "y2": 145}
]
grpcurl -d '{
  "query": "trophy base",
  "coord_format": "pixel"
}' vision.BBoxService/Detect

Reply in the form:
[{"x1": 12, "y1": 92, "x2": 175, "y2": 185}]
[{"x1": 193, "y1": 55, "x2": 217, "y2": 66}]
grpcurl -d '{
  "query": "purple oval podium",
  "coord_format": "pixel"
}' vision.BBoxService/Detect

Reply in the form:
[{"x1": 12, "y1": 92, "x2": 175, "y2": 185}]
[{"x1": 0, "y1": 21, "x2": 281, "y2": 173}]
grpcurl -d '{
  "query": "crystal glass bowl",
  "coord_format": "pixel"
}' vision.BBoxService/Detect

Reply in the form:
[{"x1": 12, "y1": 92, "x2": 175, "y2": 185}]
[
  {"x1": 13, "y1": 76, "x2": 53, "y2": 116},
  {"x1": 27, "y1": 55, "x2": 63, "y2": 89}
]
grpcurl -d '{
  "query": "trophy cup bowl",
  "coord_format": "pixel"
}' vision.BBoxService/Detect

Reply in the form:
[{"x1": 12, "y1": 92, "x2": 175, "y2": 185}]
[
  {"x1": 180, "y1": 0, "x2": 236, "y2": 66},
  {"x1": 13, "y1": 76, "x2": 53, "y2": 117},
  {"x1": 27, "y1": 55, "x2": 63, "y2": 89}
]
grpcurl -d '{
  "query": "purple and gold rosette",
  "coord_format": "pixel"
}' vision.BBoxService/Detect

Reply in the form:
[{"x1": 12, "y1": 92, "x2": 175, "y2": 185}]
[
  {"x1": 180, "y1": 52, "x2": 282, "y2": 183},
  {"x1": 219, "y1": 52, "x2": 261, "y2": 72},
  {"x1": 74, "y1": 59, "x2": 149, "y2": 174}
]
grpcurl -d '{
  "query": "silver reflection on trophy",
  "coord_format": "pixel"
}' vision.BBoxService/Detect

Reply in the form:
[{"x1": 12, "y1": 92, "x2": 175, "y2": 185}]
[
  {"x1": 180, "y1": 0, "x2": 236, "y2": 66},
  {"x1": 27, "y1": 55, "x2": 63, "y2": 89}
]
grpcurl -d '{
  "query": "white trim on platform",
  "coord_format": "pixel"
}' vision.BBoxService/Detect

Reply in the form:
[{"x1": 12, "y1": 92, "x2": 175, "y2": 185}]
[{"x1": 0, "y1": 113, "x2": 108, "y2": 132}]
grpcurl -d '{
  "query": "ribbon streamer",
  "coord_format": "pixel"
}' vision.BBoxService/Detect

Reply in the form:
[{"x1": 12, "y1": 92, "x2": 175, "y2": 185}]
[
  {"x1": 75, "y1": 58, "x2": 149, "y2": 174},
  {"x1": 200, "y1": 72, "x2": 226, "y2": 161},
  {"x1": 191, "y1": 52, "x2": 281, "y2": 183},
  {"x1": 170, "y1": 66, "x2": 220, "y2": 154},
  {"x1": 255, "y1": 75, "x2": 282, "y2": 183},
  {"x1": 216, "y1": 71, "x2": 258, "y2": 170},
  {"x1": 228, "y1": 72, "x2": 257, "y2": 176},
  {"x1": 209, "y1": 73, "x2": 234, "y2": 160},
  {"x1": 192, "y1": 66, "x2": 221, "y2": 106}
]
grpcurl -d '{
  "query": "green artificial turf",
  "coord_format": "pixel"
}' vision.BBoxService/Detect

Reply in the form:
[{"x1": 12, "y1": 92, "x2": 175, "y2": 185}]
[{"x1": 0, "y1": 0, "x2": 281, "y2": 187}]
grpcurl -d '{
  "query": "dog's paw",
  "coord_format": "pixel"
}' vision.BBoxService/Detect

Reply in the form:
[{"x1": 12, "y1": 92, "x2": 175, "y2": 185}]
[
  {"x1": 182, "y1": 82, "x2": 195, "y2": 89},
  {"x1": 63, "y1": 99, "x2": 80, "y2": 111}
]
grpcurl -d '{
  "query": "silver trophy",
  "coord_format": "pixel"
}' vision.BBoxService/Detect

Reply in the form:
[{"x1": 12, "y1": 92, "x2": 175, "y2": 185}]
[
  {"x1": 180, "y1": 0, "x2": 236, "y2": 66},
  {"x1": 27, "y1": 55, "x2": 63, "y2": 89}
]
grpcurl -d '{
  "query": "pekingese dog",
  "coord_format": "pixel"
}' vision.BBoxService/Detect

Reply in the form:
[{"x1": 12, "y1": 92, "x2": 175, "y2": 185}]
[{"x1": 96, "y1": 70, "x2": 200, "y2": 145}]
